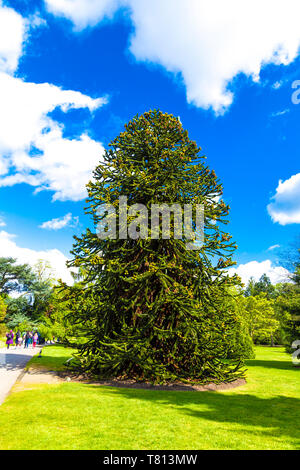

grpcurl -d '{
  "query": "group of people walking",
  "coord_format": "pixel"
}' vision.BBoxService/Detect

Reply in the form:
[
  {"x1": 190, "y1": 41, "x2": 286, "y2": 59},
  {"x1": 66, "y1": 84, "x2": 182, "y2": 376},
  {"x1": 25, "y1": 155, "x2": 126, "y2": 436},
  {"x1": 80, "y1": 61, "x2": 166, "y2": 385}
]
[{"x1": 5, "y1": 330, "x2": 39, "y2": 350}]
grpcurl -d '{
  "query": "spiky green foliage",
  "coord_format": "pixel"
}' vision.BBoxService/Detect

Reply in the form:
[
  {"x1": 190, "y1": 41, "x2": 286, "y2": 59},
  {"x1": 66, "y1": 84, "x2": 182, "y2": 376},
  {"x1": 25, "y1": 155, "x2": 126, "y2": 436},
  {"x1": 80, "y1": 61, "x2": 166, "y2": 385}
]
[{"x1": 66, "y1": 110, "x2": 245, "y2": 384}]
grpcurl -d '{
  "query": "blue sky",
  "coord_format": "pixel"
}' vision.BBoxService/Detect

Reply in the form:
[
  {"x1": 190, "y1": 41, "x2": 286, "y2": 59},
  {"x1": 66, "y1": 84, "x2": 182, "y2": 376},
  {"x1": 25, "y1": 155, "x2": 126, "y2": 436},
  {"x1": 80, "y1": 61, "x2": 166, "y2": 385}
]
[{"x1": 0, "y1": 0, "x2": 300, "y2": 284}]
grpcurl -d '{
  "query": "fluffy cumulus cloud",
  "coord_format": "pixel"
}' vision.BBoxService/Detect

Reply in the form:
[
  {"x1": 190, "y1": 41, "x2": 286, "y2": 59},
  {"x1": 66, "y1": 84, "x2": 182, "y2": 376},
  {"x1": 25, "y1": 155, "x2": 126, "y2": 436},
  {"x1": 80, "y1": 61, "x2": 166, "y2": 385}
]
[
  {"x1": 229, "y1": 260, "x2": 290, "y2": 286},
  {"x1": 267, "y1": 173, "x2": 300, "y2": 225},
  {"x1": 0, "y1": 2, "x2": 106, "y2": 201},
  {"x1": 39, "y1": 213, "x2": 78, "y2": 230},
  {"x1": 0, "y1": 3, "x2": 105, "y2": 281},
  {"x1": 0, "y1": 231, "x2": 75, "y2": 284},
  {"x1": 46, "y1": 0, "x2": 300, "y2": 113},
  {"x1": 0, "y1": 73, "x2": 106, "y2": 201},
  {"x1": 0, "y1": 1, "x2": 25, "y2": 73},
  {"x1": 45, "y1": 0, "x2": 123, "y2": 30}
]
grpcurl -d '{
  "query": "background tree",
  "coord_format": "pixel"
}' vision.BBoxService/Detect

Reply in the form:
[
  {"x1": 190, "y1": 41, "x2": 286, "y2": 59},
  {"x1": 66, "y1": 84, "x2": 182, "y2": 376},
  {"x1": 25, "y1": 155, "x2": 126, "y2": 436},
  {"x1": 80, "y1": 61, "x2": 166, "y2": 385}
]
[
  {"x1": 66, "y1": 110, "x2": 246, "y2": 384},
  {"x1": 0, "y1": 257, "x2": 35, "y2": 296},
  {"x1": 275, "y1": 240, "x2": 300, "y2": 353},
  {"x1": 219, "y1": 286, "x2": 255, "y2": 359},
  {"x1": 278, "y1": 235, "x2": 300, "y2": 280},
  {"x1": 276, "y1": 283, "x2": 300, "y2": 353},
  {"x1": 4, "y1": 260, "x2": 54, "y2": 326},
  {"x1": 245, "y1": 274, "x2": 275, "y2": 299},
  {"x1": 5, "y1": 297, "x2": 31, "y2": 329},
  {"x1": 242, "y1": 294, "x2": 279, "y2": 346},
  {"x1": 0, "y1": 295, "x2": 6, "y2": 335},
  {"x1": 1, "y1": 258, "x2": 69, "y2": 341},
  {"x1": 29, "y1": 261, "x2": 54, "y2": 321}
]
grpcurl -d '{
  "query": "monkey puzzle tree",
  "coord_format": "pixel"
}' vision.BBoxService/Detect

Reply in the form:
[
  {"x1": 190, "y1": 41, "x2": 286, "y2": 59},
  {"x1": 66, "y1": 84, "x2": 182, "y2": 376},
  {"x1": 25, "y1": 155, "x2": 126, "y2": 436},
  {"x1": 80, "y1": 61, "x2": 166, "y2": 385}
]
[{"x1": 67, "y1": 110, "x2": 245, "y2": 384}]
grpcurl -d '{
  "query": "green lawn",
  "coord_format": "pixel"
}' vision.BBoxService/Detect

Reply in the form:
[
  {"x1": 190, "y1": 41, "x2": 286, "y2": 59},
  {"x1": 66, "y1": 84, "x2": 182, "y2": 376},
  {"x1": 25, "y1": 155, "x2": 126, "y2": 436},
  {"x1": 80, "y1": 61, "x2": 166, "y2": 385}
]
[
  {"x1": 0, "y1": 346, "x2": 299, "y2": 450},
  {"x1": 25, "y1": 344, "x2": 76, "y2": 372}
]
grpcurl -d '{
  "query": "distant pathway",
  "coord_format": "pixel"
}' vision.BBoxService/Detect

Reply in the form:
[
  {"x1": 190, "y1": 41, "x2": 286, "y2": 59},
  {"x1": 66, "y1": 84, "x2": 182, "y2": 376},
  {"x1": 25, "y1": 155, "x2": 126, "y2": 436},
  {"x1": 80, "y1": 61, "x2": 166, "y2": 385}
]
[{"x1": 0, "y1": 347, "x2": 39, "y2": 405}]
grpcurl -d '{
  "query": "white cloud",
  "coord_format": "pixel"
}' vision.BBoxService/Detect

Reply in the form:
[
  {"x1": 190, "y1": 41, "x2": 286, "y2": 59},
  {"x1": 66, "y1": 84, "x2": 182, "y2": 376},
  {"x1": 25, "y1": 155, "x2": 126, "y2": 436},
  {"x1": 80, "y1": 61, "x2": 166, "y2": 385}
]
[
  {"x1": 229, "y1": 259, "x2": 289, "y2": 286},
  {"x1": 270, "y1": 109, "x2": 290, "y2": 118},
  {"x1": 0, "y1": 230, "x2": 75, "y2": 284},
  {"x1": 39, "y1": 213, "x2": 78, "y2": 230},
  {"x1": 0, "y1": 216, "x2": 5, "y2": 227},
  {"x1": 0, "y1": 72, "x2": 104, "y2": 154},
  {"x1": 267, "y1": 244, "x2": 280, "y2": 251},
  {"x1": 0, "y1": 2, "x2": 107, "y2": 201},
  {"x1": 0, "y1": 1, "x2": 25, "y2": 74},
  {"x1": 45, "y1": 0, "x2": 300, "y2": 113},
  {"x1": 128, "y1": 0, "x2": 300, "y2": 113},
  {"x1": 272, "y1": 80, "x2": 283, "y2": 90},
  {"x1": 45, "y1": 0, "x2": 122, "y2": 30},
  {"x1": 0, "y1": 72, "x2": 106, "y2": 201},
  {"x1": 267, "y1": 173, "x2": 300, "y2": 225},
  {"x1": 27, "y1": 12, "x2": 47, "y2": 30}
]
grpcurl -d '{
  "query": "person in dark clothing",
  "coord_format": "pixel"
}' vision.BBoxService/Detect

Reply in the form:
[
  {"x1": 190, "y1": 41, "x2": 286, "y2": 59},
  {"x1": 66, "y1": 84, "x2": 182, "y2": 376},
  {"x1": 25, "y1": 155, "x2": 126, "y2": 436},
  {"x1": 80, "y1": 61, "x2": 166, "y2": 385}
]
[
  {"x1": 24, "y1": 331, "x2": 30, "y2": 349},
  {"x1": 15, "y1": 331, "x2": 21, "y2": 348}
]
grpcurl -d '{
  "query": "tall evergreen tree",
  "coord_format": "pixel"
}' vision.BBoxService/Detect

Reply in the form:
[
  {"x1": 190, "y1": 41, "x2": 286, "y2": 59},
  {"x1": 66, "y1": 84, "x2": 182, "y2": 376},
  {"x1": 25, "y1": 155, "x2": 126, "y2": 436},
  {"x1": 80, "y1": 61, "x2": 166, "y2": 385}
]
[{"x1": 66, "y1": 110, "x2": 245, "y2": 384}]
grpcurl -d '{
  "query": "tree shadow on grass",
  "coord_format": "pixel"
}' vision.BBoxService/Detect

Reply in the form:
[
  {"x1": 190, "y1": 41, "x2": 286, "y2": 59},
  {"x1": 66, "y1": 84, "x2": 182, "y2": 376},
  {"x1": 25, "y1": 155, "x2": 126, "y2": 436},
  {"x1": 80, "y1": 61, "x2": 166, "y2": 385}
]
[
  {"x1": 30, "y1": 355, "x2": 69, "y2": 371},
  {"x1": 244, "y1": 359, "x2": 296, "y2": 372},
  {"x1": 29, "y1": 347, "x2": 73, "y2": 371},
  {"x1": 87, "y1": 386, "x2": 300, "y2": 445},
  {"x1": 83, "y1": 353, "x2": 300, "y2": 446}
]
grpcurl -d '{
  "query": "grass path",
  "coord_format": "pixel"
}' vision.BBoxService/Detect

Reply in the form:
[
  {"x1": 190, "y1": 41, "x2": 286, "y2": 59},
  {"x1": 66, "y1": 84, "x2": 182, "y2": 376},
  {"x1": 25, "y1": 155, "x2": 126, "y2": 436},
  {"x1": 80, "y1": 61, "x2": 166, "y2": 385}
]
[{"x1": 0, "y1": 346, "x2": 299, "y2": 450}]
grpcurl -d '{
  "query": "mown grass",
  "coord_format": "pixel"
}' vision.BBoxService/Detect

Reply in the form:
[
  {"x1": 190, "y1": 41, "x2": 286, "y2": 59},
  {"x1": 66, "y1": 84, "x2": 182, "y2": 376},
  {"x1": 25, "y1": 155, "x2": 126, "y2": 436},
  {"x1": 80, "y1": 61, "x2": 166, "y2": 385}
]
[
  {"x1": 0, "y1": 346, "x2": 299, "y2": 450},
  {"x1": 25, "y1": 344, "x2": 75, "y2": 372}
]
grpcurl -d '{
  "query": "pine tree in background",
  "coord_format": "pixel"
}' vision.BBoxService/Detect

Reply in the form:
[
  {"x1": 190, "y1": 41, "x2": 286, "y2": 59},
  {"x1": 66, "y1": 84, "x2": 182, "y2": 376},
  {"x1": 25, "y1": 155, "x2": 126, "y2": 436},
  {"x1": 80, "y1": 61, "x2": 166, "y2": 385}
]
[
  {"x1": 66, "y1": 110, "x2": 245, "y2": 384},
  {"x1": 276, "y1": 249, "x2": 300, "y2": 354}
]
